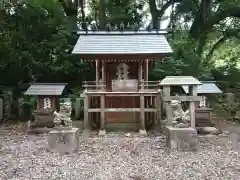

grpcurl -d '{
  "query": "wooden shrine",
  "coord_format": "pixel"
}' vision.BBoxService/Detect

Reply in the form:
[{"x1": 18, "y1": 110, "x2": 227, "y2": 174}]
[
  {"x1": 24, "y1": 83, "x2": 67, "y2": 128},
  {"x1": 72, "y1": 29, "x2": 173, "y2": 134}
]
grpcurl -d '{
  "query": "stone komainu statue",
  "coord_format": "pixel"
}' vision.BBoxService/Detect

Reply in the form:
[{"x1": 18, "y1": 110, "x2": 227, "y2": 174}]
[
  {"x1": 53, "y1": 100, "x2": 72, "y2": 128},
  {"x1": 171, "y1": 100, "x2": 190, "y2": 128}
]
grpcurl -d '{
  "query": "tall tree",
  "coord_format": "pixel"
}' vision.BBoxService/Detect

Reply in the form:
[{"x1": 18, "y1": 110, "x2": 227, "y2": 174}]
[
  {"x1": 148, "y1": 0, "x2": 240, "y2": 53},
  {"x1": 0, "y1": 0, "x2": 92, "y2": 88},
  {"x1": 99, "y1": 0, "x2": 106, "y2": 28},
  {"x1": 88, "y1": 0, "x2": 144, "y2": 27}
]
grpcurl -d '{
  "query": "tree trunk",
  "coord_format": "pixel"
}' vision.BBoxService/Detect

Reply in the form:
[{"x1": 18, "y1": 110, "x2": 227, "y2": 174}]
[
  {"x1": 58, "y1": 0, "x2": 79, "y2": 30},
  {"x1": 80, "y1": 0, "x2": 85, "y2": 21},
  {"x1": 149, "y1": 0, "x2": 159, "y2": 29},
  {"x1": 79, "y1": 0, "x2": 86, "y2": 29},
  {"x1": 189, "y1": 0, "x2": 213, "y2": 54},
  {"x1": 99, "y1": 0, "x2": 106, "y2": 29},
  {"x1": 149, "y1": 0, "x2": 183, "y2": 29}
]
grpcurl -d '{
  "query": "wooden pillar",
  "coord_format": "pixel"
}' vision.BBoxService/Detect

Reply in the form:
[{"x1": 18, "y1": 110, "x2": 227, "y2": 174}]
[
  {"x1": 139, "y1": 62, "x2": 143, "y2": 90},
  {"x1": 155, "y1": 92, "x2": 161, "y2": 127},
  {"x1": 101, "y1": 62, "x2": 105, "y2": 81},
  {"x1": 140, "y1": 94, "x2": 145, "y2": 130},
  {"x1": 189, "y1": 85, "x2": 197, "y2": 128},
  {"x1": 84, "y1": 93, "x2": 89, "y2": 130},
  {"x1": 96, "y1": 60, "x2": 99, "y2": 81},
  {"x1": 36, "y1": 97, "x2": 40, "y2": 109},
  {"x1": 52, "y1": 96, "x2": 55, "y2": 110},
  {"x1": 140, "y1": 62, "x2": 143, "y2": 80},
  {"x1": 145, "y1": 59, "x2": 149, "y2": 81},
  {"x1": 100, "y1": 94, "x2": 105, "y2": 130},
  {"x1": 101, "y1": 62, "x2": 105, "y2": 91},
  {"x1": 163, "y1": 86, "x2": 173, "y2": 125}
]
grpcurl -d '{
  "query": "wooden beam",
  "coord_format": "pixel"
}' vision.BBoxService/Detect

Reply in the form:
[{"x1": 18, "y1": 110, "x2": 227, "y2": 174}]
[
  {"x1": 36, "y1": 97, "x2": 40, "y2": 109},
  {"x1": 52, "y1": 96, "x2": 55, "y2": 110},
  {"x1": 100, "y1": 95, "x2": 105, "y2": 130},
  {"x1": 86, "y1": 92, "x2": 159, "y2": 96},
  {"x1": 163, "y1": 96, "x2": 200, "y2": 102},
  {"x1": 88, "y1": 108, "x2": 157, "y2": 112},
  {"x1": 83, "y1": 85, "x2": 105, "y2": 88},
  {"x1": 88, "y1": 108, "x2": 101, "y2": 112},
  {"x1": 146, "y1": 59, "x2": 149, "y2": 81},
  {"x1": 140, "y1": 94, "x2": 145, "y2": 130},
  {"x1": 155, "y1": 93, "x2": 161, "y2": 127},
  {"x1": 140, "y1": 62, "x2": 143, "y2": 81},
  {"x1": 138, "y1": 63, "x2": 141, "y2": 81},
  {"x1": 95, "y1": 60, "x2": 99, "y2": 81},
  {"x1": 84, "y1": 94, "x2": 89, "y2": 130},
  {"x1": 101, "y1": 62, "x2": 105, "y2": 81},
  {"x1": 189, "y1": 85, "x2": 197, "y2": 128},
  {"x1": 163, "y1": 86, "x2": 173, "y2": 125}
]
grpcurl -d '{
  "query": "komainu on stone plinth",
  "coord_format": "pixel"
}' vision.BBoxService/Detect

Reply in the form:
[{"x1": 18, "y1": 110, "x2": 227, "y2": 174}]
[
  {"x1": 53, "y1": 99, "x2": 72, "y2": 128},
  {"x1": 165, "y1": 126, "x2": 198, "y2": 151},
  {"x1": 171, "y1": 100, "x2": 190, "y2": 128},
  {"x1": 48, "y1": 128, "x2": 79, "y2": 154}
]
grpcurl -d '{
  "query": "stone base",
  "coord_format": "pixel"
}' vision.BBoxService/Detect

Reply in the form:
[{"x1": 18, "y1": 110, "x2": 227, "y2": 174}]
[
  {"x1": 99, "y1": 129, "x2": 106, "y2": 136},
  {"x1": 48, "y1": 128, "x2": 79, "y2": 154},
  {"x1": 165, "y1": 126, "x2": 198, "y2": 151},
  {"x1": 28, "y1": 127, "x2": 53, "y2": 134},
  {"x1": 197, "y1": 126, "x2": 221, "y2": 135},
  {"x1": 32, "y1": 110, "x2": 54, "y2": 128},
  {"x1": 139, "y1": 129, "x2": 147, "y2": 136}
]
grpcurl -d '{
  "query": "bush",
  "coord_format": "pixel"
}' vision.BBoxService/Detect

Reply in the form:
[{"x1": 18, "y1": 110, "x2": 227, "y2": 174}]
[
  {"x1": 18, "y1": 97, "x2": 36, "y2": 121},
  {"x1": 212, "y1": 94, "x2": 240, "y2": 120}
]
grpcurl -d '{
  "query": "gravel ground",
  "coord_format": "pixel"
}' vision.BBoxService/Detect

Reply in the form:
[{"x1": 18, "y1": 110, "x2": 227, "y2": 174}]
[{"x1": 0, "y1": 128, "x2": 240, "y2": 180}]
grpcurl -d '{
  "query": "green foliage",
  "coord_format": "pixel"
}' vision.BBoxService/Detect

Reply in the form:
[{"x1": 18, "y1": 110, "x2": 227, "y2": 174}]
[
  {"x1": 0, "y1": 0, "x2": 93, "y2": 89},
  {"x1": 18, "y1": 96, "x2": 36, "y2": 120},
  {"x1": 150, "y1": 32, "x2": 213, "y2": 80},
  {"x1": 87, "y1": 0, "x2": 145, "y2": 26},
  {"x1": 212, "y1": 95, "x2": 240, "y2": 121},
  {"x1": 1, "y1": 0, "x2": 240, "y2": 123}
]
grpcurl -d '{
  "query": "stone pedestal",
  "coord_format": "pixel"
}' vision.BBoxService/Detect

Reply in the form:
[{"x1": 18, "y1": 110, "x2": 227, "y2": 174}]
[
  {"x1": 32, "y1": 110, "x2": 54, "y2": 128},
  {"x1": 99, "y1": 129, "x2": 106, "y2": 136},
  {"x1": 48, "y1": 128, "x2": 79, "y2": 154},
  {"x1": 165, "y1": 126, "x2": 198, "y2": 151},
  {"x1": 139, "y1": 129, "x2": 147, "y2": 136}
]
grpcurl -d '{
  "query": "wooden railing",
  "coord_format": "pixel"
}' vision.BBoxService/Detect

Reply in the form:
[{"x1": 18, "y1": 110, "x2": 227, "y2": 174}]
[
  {"x1": 83, "y1": 81, "x2": 106, "y2": 92},
  {"x1": 139, "y1": 81, "x2": 160, "y2": 91},
  {"x1": 83, "y1": 80, "x2": 160, "y2": 92}
]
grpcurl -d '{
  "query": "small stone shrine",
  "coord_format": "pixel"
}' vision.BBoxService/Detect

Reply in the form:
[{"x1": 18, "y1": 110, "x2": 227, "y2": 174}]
[
  {"x1": 160, "y1": 76, "x2": 201, "y2": 151},
  {"x1": 48, "y1": 99, "x2": 80, "y2": 154},
  {"x1": 24, "y1": 83, "x2": 67, "y2": 128}
]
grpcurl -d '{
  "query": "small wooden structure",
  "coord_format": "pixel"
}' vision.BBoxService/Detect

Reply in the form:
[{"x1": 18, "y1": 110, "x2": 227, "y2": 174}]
[
  {"x1": 160, "y1": 76, "x2": 202, "y2": 128},
  {"x1": 72, "y1": 30, "x2": 173, "y2": 133},
  {"x1": 24, "y1": 83, "x2": 67, "y2": 128},
  {"x1": 182, "y1": 81, "x2": 222, "y2": 126}
]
